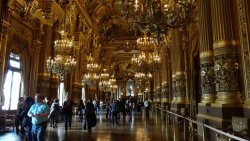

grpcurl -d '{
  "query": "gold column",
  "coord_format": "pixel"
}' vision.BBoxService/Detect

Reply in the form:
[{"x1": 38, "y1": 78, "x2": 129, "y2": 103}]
[
  {"x1": 171, "y1": 75, "x2": 176, "y2": 103},
  {"x1": 161, "y1": 48, "x2": 168, "y2": 105},
  {"x1": 0, "y1": 22, "x2": 10, "y2": 106},
  {"x1": 199, "y1": 0, "x2": 216, "y2": 103},
  {"x1": 72, "y1": 83, "x2": 82, "y2": 103},
  {"x1": 30, "y1": 40, "x2": 41, "y2": 96},
  {"x1": 153, "y1": 71, "x2": 158, "y2": 104},
  {"x1": 37, "y1": 25, "x2": 57, "y2": 97},
  {"x1": 211, "y1": 0, "x2": 242, "y2": 104},
  {"x1": 71, "y1": 33, "x2": 81, "y2": 103},
  {"x1": 171, "y1": 29, "x2": 186, "y2": 104}
]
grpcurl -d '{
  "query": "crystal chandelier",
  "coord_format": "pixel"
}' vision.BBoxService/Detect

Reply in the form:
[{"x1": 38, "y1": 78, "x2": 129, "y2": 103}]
[
  {"x1": 131, "y1": 49, "x2": 161, "y2": 72},
  {"x1": 99, "y1": 80, "x2": 111, "y2": 92},
  {"x1": 82, "y1": 72, "x2": 100, "y2": 87},
  {"x1": 86, "y1": 54, "x2": 100, "y2": 72},
  {"x1": 99, "y1": 68, "x2": 110, "y2": 91},
  {"x1": 120, "y1": 0, "x2": 196, "y2": 33},
  {"x1": 136, "y1": 34, "x2": 155, "y2": 52},
  {"x1": 82, "y1": 54, "x2": 100, "y2": 87},
  {"x1": 46, "y1": 31, "x2": 76, "y2": 80},
  {"x1": 100, "y1": 69, "x2": 109, "y2": 80},
  {"x1": 135, "y1": 72, "x2": 152, "y2": 81}
]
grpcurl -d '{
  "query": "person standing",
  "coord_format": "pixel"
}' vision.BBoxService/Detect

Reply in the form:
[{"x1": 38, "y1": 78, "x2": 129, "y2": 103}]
[
  {"x1": 15, "y1": 97, "x2": 24, "y2": 134},
  {"x1": 49, "y1": 99, "x2": 60, "y2": 128},
  {"x1": 62, "y1": 94, "x2": 73, "y2": 133},
  {"x1": 85, "y1": 99, "x2": 96, "y2": 133},
  {"x1": 77, "y1": 99, "x2": 85, "y2": 123},
  {"x1": 144, "y1": 99, "x2": 150, "y2": 118},
  {"x1": 110, "y1": 99, "x2": 118, "y2": 125},
  {"x1": 19, "y1": 97, "x2": 35, "y2": 141},
  {"x1": 28, "y1": 94, "x2": 50, "y2": 141}
]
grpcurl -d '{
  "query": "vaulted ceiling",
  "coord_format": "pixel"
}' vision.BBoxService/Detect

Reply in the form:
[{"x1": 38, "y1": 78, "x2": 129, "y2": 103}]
[{"x1": 80, "y1": 0, "x2": 143, "y2": 78}]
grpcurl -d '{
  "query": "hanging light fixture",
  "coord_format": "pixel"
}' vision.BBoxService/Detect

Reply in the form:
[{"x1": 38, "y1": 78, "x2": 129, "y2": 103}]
[
  {"x1": 46, "y1": 31, "x2": 77, "y2": 81},
  {"x1": 120, "y1": 0, "x2": 196, "y2": 33},
  {"x1": 82, "y1": 54, "x2": 100, "y2": 87}
]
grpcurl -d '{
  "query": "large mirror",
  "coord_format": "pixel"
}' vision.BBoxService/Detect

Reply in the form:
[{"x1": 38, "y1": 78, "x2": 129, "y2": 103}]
[{"x1": 126, "y1": 79, "x2": 135, "y2": 96}]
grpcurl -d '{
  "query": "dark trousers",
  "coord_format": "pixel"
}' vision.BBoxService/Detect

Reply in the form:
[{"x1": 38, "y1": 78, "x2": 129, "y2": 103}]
[
  {"x1": 106, "y1": 108, "x2": 110, "y2": 119},
  {"x1": 79, "y1": 114, "x2": 83, "y2": 122},
  {"x1": 31, "y1": 121, "x2": 48, "y2": 141},
  {"x1": 112, "y1": 111, "x2": 118, "y2": 124},
  {"x1": 145, "y1": 107, "x2": 149, "y2": 118},
  {"x1": 50, "y1": 118, "x2": 58, "y2": 128},
  {"x1": 15, "y1": 115, "x2": 24, "y2": 133},
  {"x1": 25, "y1": 125, "x2": 32, "y2": 141},
  {"x1": 64, "y1": 115, "x2": 72, "y2": 131}
]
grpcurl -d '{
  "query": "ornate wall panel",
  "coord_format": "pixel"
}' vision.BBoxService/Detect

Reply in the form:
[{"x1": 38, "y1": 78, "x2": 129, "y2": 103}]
[{"x1": 237, "y1": 0, "x2": 250, "y2": 103}]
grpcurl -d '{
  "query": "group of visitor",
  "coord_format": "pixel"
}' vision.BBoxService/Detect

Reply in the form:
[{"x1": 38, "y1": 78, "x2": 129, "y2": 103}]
[{"x1": 15, "y1": 93, "x2": 97, "y2": 141}]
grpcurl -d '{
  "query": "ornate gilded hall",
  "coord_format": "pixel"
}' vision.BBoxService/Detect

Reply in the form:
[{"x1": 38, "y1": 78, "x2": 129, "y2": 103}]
[{"x1": 0, "y1": 0, "x2": 250, "y2": 140}]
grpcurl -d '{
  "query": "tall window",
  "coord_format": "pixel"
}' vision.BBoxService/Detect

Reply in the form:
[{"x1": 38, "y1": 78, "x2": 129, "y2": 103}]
[{"x1": 2, "y1": 53, "x2": 22, "y2": 110}]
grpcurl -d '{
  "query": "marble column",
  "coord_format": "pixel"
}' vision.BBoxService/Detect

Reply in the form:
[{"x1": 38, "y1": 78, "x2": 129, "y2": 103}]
[
  {"x1": 211, "y1": 0, "x2": 242, "y2": 104},
  {"x1": 199, "y1": 0, "x2": 216, "y2": 103}
]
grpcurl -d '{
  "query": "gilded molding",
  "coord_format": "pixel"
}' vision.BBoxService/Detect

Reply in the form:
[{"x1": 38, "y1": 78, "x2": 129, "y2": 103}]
[
  {"x1": 213, "y1": 40, "x2": 237, "y2": 49},
  {"x1": 42, "y1": 0, "x2": 64, "y2": 21},
  {"x1": 215, "y1": 92, "x2": 242, "y2": 104},
  {"x1": 200, "y1": 51, "x2": 213, "y2": 59}
]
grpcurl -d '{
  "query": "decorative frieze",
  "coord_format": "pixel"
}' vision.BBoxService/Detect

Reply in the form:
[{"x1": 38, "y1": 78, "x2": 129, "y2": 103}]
[
  {"x1": 237, "y1": 0, "x2": 250, "y2": 103},
  {"x1": 175, "y1": 72, "x2": 186, "y2": 103}
]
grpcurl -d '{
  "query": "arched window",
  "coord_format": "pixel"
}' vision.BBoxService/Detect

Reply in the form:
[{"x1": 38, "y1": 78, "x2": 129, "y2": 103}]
[{"x1": 3, "y1": 53, "x2": 22, "y2": 110}]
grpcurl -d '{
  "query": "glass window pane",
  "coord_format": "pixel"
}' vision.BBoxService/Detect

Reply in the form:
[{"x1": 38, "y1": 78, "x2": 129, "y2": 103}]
[
  {"x1": 10, "y1": 53, "x2": 20, "y2": 60},
  {"x1": 10, "y1": 60, "x2": 20, "y2": 68},
  {"x1": 3, "y1": 71, "x2": 12, "y2": 110},
  {"x1": 10, "y1": 72, "x2": 21, "y2": 110}
]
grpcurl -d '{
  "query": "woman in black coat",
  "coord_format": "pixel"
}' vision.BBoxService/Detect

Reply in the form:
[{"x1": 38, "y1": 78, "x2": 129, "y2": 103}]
[
  {"x1": 85, "y1": 99, "x2": 96, "y2": 133},
  {"x1": 19, "y1": 97, "x2": 35, "y2": 141}
]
